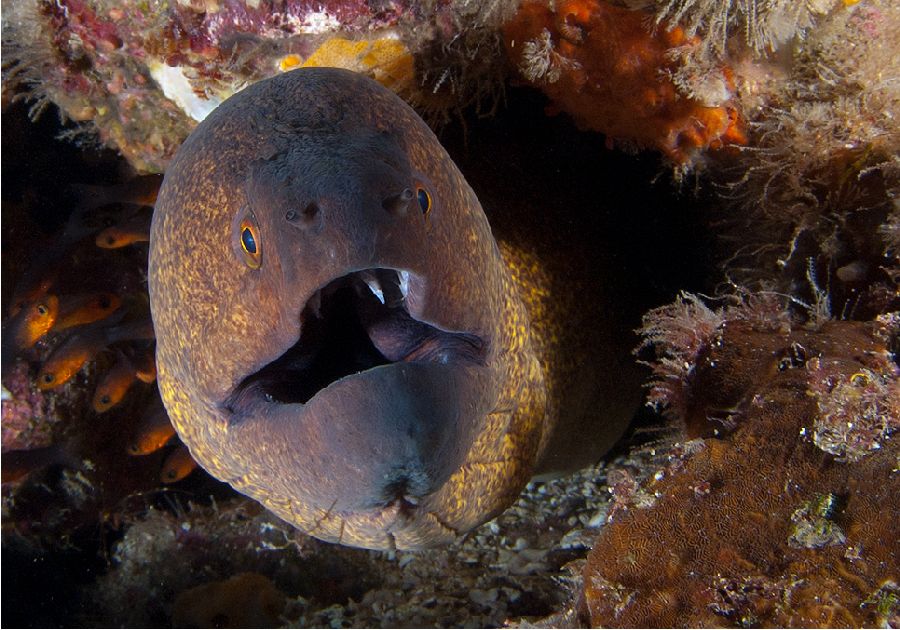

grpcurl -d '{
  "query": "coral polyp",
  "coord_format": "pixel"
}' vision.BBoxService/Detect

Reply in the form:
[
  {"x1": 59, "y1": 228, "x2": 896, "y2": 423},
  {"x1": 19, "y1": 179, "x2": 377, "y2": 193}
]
[{"x1": 648, "y1": 0, "x2": 842, "y2": 57}]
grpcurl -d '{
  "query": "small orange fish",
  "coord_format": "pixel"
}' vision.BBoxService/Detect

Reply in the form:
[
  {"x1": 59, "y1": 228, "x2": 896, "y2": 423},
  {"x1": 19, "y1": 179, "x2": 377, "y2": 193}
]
[
  {"x1": 3, "y1": 295, "x2": 59, "y2": 358},
  {"x1": 1, "y1": 445, "x2": 79, "y2": 484},
  {"x1": 95, "y1": 214, "x2": 151, "y2": 249},
  {"x1": 106, "y1": 318, "x2": 156, "y2": 344},
  {"x1": 128, "y1": 408, "x2": 176, "y2": 455},
  {"x1": 36, "y1": 316, "x2": 153, "y2": 390},
  {"x1": 53, "y1": 292, "x2": 122, "y2": 332},
  {"x1": 160, "y1": 444, "x2": 197, "y2": 483},
  {"x1": 134, "y1": 346, "x2": 157, "y2": 383},
  {"x1": 70, "y1": 174, "x2": 163, "y2": 210},
  {"x1": 9, "y1": 275, "x2": 57, "y2": 317},
  {"x1": 37, "y1": 328, "x2": 106, "y2": 390},
  {"x1": 92, "y1": 353, "x2": 137, "y2": 413}
]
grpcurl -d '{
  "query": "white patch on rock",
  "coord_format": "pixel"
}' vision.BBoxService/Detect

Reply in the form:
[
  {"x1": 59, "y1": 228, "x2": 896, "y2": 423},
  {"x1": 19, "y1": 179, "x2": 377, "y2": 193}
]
[{"x1": 148, "y1": 62, "x2": 222, "y2": 122}]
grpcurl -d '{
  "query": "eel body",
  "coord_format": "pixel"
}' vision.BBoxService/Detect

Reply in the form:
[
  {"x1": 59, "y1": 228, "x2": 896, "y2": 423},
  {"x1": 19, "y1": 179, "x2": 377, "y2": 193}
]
[{"x1": 149, "y1": 68, "x2": 640, "y2": 550}]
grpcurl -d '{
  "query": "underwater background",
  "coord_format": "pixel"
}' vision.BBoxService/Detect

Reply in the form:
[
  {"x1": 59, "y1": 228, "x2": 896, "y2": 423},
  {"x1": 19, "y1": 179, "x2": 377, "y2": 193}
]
[{"x1": 3, "y1": 0, "x2": 897, "y2": 627}]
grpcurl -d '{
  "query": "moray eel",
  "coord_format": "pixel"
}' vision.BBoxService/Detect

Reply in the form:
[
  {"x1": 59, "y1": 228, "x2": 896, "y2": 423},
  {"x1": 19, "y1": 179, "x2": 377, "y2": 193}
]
[{"x1": 149, "y1": 67, "x2": 640, "y2": 550}]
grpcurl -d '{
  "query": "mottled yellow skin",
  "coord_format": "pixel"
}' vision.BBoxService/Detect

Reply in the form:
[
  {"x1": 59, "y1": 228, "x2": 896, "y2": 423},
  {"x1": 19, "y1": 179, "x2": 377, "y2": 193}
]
[{"x1": 149, "y1": 68, "x2": 637, "y2": 550}]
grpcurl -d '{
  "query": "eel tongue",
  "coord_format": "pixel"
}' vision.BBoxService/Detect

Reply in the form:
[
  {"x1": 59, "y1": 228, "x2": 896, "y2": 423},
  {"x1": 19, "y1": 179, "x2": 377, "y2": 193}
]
[
  {"x1": 356, "y1": 296, "x2": 485, "y2": 365},
  {"x1": 360, "y1": 305, "x2": 435, "y2": 363}
]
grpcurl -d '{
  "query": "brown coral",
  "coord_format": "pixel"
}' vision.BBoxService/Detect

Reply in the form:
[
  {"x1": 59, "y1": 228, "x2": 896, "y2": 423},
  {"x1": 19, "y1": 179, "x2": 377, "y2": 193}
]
[{"x1": 581, "y1": 296, "x2": 899, "y2": 627}]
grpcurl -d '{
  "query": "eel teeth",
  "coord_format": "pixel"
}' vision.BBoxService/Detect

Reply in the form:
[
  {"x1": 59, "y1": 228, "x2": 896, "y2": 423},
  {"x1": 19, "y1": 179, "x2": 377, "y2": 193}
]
[
  {"x1": 307, "y1": 289, "x2": 323, "y2": 318},
  {"x1": 363, "y1": 277, "x2": 386, "y2": 305},
  {"x1": 398, "y1": 270, "x2": 409, "y2": 302},
  {"x1": 357, "y1": 269, "x2": 410, "y2": 308}
]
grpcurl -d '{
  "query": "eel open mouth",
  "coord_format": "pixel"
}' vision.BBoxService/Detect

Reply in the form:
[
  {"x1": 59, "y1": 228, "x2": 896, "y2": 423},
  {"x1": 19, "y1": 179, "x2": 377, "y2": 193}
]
[{"x1": 225, "y1": 268, "x2": 487, "y2": 414}]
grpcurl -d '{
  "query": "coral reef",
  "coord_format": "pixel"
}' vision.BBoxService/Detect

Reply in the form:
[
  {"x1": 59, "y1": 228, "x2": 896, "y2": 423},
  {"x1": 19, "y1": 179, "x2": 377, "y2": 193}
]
[
  {"x1": 644, "y1": 0, "x2": 840, "y2": 58},
  {"x1": 580, "y1": 293, "x2": 899, "y2": 627},
  {"x1": 4, "y1": 86, "x2": 717, "y2": 626},
  {"x1": 1, "y1": 0, "x2": 517, "y2": 172},
  {"x1": 5, "y1": 9, "x2": 896, "y2": 618},
  {"x1": 504, "y1": 0, "x2": 898, "y2": 178},
  {"x1": 503, "y1": 0, "x2": 747, "y2": 163},
  {"x1": 503, "y1": 0, "x2": 899, "y2": 310},
  {"x1": 717, "y1": 0, "x2": 899, "y2": 307}
]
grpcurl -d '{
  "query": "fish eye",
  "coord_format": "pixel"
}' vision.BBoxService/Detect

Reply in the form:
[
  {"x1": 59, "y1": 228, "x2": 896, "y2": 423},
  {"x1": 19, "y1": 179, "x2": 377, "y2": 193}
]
[
  {"x1": 36, "y1": 304, "x2": 49, "y2": 316},
  {"x1": 237, "y1": 215, "x2": 262, "y2": 269},
  {"x1": 42, "y1": 373, "x2": 54, "y2": 384},
  {"x1": 241, "y1": 226, "x2": 256, "y2": 253},
  {"x1": 417, "y1": 187, "x2": 432, "y2": 215}
]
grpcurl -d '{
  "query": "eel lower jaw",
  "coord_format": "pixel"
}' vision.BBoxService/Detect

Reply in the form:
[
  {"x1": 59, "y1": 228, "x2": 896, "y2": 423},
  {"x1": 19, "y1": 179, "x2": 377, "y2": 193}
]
[{"x1": 222, "y1": 267, "x2": 488, "y2": 417}]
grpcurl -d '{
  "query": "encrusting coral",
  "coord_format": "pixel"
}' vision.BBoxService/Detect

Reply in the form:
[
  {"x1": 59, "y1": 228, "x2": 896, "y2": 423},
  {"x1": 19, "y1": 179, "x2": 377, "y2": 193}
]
[
  {"x1": 579, "y1": 292, "x2": 899, "y2": 627},
  {"x1": 1, "y1": 0, "x2": 518, "y2": 172},
  {"x1": 503, "y1": 0, "x2": 747, "y2": 164}
]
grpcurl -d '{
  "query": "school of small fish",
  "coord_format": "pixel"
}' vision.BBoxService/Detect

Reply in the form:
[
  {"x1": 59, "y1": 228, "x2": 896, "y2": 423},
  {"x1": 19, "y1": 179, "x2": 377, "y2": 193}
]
[{"x1": 2, "y1": 176, "x2": 197, "y2": 485}]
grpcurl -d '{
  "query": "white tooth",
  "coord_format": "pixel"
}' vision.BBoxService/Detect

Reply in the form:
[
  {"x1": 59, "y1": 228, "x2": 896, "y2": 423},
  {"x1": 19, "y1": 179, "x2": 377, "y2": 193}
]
[
  {"x1": 365, "y1": 278, "x2": 385, "y2": 304},
  {"x1": 308, "y1": 290, "x2": 322, "y2": 318},
  {"x1": 398, "y1": 270, "x2": 409, "y2": 300}
]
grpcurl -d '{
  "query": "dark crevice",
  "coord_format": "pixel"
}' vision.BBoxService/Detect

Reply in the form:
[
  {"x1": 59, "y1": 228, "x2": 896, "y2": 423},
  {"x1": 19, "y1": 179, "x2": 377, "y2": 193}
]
[
  {"x1": 224, "y1": 268, "x2": 486, "y2": 414},
  {"x1": 226, "y1": 279, "x2": 391, "y2": 410}
]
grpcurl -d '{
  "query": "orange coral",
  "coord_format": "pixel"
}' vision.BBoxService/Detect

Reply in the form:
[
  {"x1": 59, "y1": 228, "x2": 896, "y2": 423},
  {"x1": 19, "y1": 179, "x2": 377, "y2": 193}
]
[
  {"x1": 580, "y1": 305, "x2": 899, "y2": 627},
  {"x1": 300, "y1": 37, "x2": 415, "y2": 96},
  {"x1": 504, "y1": 0, "x2": 746, "y2": 163}
]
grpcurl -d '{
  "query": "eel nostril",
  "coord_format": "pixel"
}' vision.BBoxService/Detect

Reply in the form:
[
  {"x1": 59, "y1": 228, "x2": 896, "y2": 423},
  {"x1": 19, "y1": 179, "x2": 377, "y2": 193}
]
[
  {"x1": 285, "y1": 202, "x2": 321, "y2": 227},
  {"x1": 303, "y1": 201, "x2": 320, "y2": 219},
  {"x1": 382, "y1": 188, "x2": 414, "y2": 216}
]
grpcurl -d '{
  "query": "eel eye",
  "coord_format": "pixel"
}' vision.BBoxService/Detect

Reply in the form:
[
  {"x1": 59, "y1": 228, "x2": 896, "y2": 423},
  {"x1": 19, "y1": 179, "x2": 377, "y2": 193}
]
[
  {"x1": 36, "y1": 304, "x2": 49, "y2": 316},
  {"x1": 417, "y1": 187, "x2": 432, "y2": 215},
  {"x1": 238, "y1": 216, "x2": 261, "y2": 269}
]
